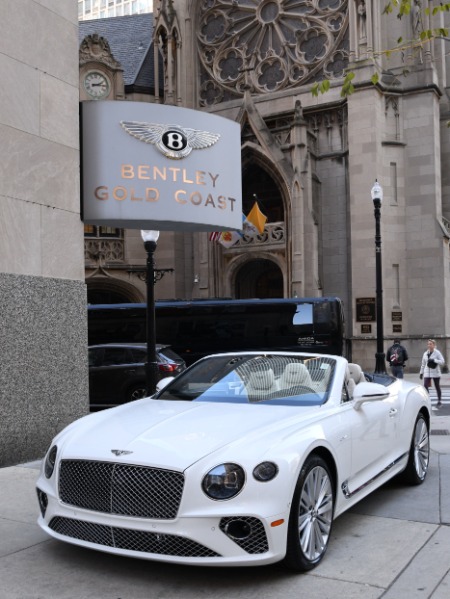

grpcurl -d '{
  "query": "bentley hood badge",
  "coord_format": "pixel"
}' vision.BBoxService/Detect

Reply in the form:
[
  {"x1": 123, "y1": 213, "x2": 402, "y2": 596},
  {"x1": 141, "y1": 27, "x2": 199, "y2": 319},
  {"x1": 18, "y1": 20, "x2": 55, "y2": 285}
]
[{"x1": 111, "y1": 449, "x2": 133, "y2": 456}]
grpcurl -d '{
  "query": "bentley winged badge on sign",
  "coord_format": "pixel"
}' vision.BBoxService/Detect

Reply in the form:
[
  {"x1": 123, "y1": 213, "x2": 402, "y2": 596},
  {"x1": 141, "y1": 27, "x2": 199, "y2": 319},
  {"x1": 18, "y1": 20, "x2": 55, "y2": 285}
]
[
  {"x1": 120, "y1": 121, "x2": 221, "y2": 159},
  {"x1": 81, "y1": 102, "x2": 242, "y2": 232}
]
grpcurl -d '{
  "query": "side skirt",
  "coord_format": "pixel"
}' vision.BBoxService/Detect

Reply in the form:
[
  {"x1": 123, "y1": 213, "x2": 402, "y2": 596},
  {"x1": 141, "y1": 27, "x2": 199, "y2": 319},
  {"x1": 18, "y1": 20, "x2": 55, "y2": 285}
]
[{"x1": 341, "y1": 452, "x2": 408, "y2": 499}]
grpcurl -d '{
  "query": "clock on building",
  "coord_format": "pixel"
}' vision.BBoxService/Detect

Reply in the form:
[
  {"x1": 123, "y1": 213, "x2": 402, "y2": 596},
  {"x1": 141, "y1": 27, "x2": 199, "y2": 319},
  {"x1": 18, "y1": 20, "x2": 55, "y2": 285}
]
[{"x1": 84, "y1": 71, "x2": 111, "y2": 99}]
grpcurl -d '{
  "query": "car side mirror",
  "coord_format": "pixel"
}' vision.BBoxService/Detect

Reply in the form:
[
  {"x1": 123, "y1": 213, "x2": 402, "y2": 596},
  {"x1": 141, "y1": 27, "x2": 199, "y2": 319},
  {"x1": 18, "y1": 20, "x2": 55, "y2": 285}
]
[{"x1": 352, "y1": 382, "x2": 390, "y2": 410}]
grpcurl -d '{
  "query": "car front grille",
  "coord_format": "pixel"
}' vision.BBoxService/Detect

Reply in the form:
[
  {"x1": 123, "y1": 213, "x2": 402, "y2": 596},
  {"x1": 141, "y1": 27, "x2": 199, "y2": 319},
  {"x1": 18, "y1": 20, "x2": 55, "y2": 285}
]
[
  {"x1": 59, "y1": 460, "x2": 184, "y2": 519},
  {"x1": 49, "y1": 517, "x2": 220, "y2": 557}
]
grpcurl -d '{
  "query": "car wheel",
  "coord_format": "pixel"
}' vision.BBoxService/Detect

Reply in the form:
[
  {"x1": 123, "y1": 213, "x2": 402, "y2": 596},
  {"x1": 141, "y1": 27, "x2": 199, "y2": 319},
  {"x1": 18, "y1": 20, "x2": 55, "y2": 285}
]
[
  {"x1": 284, "y1": 455, "x2": 334, "y2": 572},
  {"x1": 402, "y1": 414, "x2": 429, "y2": 485},
  {"x1": 126, "y1": 384, "x2": 148, "y2": 403}
]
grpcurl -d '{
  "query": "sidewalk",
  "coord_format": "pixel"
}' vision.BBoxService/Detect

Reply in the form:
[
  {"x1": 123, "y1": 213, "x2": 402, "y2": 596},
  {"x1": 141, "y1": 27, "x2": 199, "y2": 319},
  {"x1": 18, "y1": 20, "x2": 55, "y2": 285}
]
[{"x1": 0, "y1": 413, "x2": 449, "y2": 597}]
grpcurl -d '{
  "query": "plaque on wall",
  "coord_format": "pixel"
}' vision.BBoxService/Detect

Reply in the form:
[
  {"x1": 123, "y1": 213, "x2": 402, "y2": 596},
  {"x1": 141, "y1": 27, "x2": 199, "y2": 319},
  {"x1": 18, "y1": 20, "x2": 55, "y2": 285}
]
[
  {"x1": 393, "y1": 324, "x2": 402, "y2": 333},
  {"x1": 361, "y1": 324, "x2": 372, "y2": 334},
  {"x1": 392, "y1": 312, "x2": 402, "y2": 321},
  {"x1": 356, "y1": 298, "x2": 376, "y2": 322}
]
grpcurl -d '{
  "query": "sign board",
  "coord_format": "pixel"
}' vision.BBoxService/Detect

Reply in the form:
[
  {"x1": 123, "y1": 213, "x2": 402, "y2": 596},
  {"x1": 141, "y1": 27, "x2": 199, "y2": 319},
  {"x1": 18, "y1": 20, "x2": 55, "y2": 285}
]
[
  {"x1": 356, "y1": 297, "x2": 376, "y2": 322},
  {"x1": 392, "y1": 312, "x2": 402, "y2": 321},
  {"x1": 361, "y1": 324, "x2": 372, "y2": 334},
  {"x1": 393, "y1": 324, "x2": 402, "y2": 333},
  {"x1": 81, "y1": 102, "x2": 242, "y2": 231}
]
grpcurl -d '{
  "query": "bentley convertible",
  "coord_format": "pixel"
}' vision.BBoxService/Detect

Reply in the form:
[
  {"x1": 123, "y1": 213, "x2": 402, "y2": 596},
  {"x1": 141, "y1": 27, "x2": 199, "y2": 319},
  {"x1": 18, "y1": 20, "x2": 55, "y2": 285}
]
[{"x1": 36, "y1": 352, "x2": 431, "y2": 571}]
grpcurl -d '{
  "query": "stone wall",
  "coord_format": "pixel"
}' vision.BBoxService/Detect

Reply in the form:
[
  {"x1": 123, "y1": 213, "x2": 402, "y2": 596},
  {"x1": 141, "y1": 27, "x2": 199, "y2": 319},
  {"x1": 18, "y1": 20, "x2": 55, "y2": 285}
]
[
  {"x1": 0, "y1": 274, "x2": 88, "y2": 466},
  {"x1": 0, "y1": 0, "x2": 87, "y2": 466}
]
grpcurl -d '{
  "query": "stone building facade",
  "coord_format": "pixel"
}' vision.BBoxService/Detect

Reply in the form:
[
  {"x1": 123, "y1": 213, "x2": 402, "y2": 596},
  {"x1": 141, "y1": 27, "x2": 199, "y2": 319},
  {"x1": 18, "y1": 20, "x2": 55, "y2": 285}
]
[
  {"x1": 79, "y1": 1, "x2": 450, "y2": 372},
  {"x1": 150, "y1": 0, "x2": 450, "y2": 370},
  {"x1": 0, "y1": 1, "x2": 86, "y2": 466}
]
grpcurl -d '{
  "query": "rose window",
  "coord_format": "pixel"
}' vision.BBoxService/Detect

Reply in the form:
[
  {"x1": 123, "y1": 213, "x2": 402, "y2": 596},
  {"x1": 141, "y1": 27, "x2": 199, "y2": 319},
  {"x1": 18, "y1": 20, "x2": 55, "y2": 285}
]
[{"x1": 198, "y1": 0, "x2": 348, "y2": 105}]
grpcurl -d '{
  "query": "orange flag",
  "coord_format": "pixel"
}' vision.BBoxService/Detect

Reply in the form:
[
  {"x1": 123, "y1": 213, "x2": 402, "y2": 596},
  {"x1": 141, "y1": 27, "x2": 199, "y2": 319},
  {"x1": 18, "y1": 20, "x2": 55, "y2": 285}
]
[{"x1": 245, "y1": 202, "x2": 267, "y2": 235}]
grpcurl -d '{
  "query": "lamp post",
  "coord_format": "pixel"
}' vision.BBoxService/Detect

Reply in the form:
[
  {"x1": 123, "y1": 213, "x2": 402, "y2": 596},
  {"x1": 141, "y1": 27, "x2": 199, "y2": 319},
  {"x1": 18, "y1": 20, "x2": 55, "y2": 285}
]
[
  {"x1": 371, "y1": 180, "x2": 387, "y2": 374},
  {"x1": 141, "y1": 230, "x2": 160, "y2": 395}
]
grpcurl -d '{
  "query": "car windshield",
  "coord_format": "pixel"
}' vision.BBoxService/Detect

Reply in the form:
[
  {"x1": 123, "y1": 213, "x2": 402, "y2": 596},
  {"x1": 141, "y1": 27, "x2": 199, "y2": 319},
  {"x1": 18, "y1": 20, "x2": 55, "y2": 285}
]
[{"x1": 157, "y1": 354, "x2": 336, "y2": 406}]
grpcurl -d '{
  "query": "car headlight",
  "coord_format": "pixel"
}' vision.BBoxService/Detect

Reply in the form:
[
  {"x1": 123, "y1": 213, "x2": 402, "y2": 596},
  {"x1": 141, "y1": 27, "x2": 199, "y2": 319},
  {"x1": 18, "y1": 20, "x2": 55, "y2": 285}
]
[
  {"x1": 253, "y1": 461, "x2": 278, "y2": 482},
  {"x1": 44, "y1": 445, "x2": 57, "y2": 479},
  {"x1": 202, "y1": 463, "x2": 245, "y2": 500}
]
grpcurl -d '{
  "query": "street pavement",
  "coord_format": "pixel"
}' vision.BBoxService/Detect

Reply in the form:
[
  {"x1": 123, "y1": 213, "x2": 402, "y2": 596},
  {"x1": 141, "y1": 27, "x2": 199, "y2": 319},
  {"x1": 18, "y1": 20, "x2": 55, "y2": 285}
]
[{"x1": 1, "y1": 375, "x2": 450, "y2": 598}]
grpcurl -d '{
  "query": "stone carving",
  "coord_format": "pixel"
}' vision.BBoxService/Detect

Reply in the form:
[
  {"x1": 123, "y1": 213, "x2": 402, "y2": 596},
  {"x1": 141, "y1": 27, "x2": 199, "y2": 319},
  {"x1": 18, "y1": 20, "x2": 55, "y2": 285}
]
[
  {"x1": 357, "y1": 0, "x2": 366, "y2": 41},
  {"x1": 85, "y1": 239, "x2": 124, "y2": 263},
  {"x1": 79, "y1": 33, "x2": 121, "y2": 69},
  {"x1": 412, "y1": 0, "x2": 423, "y2": 35},
  {"x1": 198, "y1": 0, "x2": 349, "y2": 105}
]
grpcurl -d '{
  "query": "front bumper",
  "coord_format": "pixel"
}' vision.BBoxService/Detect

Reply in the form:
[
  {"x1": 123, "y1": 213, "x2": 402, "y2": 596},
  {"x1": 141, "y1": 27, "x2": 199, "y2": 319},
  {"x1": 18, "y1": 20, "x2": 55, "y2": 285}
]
[{"x1": 36, "y1": 485, "x2": 289, "y2": 567}]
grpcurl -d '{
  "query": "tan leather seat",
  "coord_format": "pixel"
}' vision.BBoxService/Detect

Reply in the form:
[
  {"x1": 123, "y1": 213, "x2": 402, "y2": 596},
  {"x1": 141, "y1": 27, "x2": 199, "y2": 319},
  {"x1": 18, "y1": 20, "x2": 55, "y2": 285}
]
[
  {"x1": 279, "y1": 363, "x2": 313, "y2": 389},
  {"x1": 246, "y1": 368, "x2": 278, "y2": 400},
  {"x1": 348, "y1": 363, "x2": 365, "y2": 386}
]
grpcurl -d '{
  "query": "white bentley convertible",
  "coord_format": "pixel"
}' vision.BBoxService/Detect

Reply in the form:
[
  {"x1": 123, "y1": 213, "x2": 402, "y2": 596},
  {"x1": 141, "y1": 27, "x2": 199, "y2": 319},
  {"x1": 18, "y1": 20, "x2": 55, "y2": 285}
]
[{"x1": 36, "y1": 352, "x2": 431, "y2": 571}]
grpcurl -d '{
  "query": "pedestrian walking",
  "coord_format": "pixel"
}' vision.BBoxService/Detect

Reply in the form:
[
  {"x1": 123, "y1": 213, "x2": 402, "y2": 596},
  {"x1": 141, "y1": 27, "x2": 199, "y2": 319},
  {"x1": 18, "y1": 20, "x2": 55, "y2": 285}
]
[
  {"x1": 420, "y1": 339, "x2": 445, "y2": 407},
  {"x1": 386, "y1": 338, "x2": 408, "y2": 378}
]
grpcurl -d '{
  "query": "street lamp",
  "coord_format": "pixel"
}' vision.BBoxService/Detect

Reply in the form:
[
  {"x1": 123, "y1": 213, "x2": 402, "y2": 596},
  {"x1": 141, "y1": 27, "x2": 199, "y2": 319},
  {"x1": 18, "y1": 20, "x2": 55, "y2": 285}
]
[
  {"x1": 141, "y1": 230, "x2": 160, "y2": 395},
  {"x1": 371, "y1": 180, "x2": 387, "y2": 374}
]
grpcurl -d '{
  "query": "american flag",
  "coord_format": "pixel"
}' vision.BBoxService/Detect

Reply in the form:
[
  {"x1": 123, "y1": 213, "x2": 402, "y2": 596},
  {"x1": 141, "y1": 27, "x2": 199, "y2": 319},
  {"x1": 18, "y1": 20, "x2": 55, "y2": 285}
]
[{"x1": 209, "y1": 231, "x2": 221, "y2": 242}]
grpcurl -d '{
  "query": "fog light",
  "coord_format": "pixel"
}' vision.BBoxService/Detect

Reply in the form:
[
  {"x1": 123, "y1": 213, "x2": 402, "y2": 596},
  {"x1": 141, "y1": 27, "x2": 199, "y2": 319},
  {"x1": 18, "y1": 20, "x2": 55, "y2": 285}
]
[{"x1": 224, "y1": 518, "x2": 252, "y2": 540}]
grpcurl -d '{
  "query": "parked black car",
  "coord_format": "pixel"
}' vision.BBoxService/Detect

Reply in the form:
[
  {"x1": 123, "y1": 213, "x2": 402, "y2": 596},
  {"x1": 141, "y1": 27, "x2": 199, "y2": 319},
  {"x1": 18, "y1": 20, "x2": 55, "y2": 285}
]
[{"x1": 88, "y1": 343, "x2": 186, "y2": 409}]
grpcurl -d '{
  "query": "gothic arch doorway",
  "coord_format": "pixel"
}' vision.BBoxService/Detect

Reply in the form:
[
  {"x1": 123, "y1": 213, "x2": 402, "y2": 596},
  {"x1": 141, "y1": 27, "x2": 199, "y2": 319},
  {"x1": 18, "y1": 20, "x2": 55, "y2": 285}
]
[
  {"x1": 86, "y1": 278, "x2": 143, "y2": 304},
  {"x1": 235, "y1": 259, "x2": 283, "y2": 298}
]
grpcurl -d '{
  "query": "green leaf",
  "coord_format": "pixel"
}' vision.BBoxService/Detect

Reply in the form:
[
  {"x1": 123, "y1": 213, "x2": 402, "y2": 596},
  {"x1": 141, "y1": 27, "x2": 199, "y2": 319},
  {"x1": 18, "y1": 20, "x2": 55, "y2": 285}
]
[
  {"x1": 320, "y1": 79, "x2": 330, "y2": 93},
  {"x1": 371, "y1": 73, "x2": 380, "y2": 85}
]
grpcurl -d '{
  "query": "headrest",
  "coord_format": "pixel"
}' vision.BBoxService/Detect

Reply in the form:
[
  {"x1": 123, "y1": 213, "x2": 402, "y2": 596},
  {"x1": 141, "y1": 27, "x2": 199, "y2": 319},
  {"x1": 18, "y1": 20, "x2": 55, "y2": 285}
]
[
  {"x1": 282, "y1": 363, "x2": 309, "y2": 385},
  {"x1": 348, "y1": 363, "x2": 365, "y2": 385},
  {"x1": 248, "y1": 369, "x2": 275, "y2": 390}
]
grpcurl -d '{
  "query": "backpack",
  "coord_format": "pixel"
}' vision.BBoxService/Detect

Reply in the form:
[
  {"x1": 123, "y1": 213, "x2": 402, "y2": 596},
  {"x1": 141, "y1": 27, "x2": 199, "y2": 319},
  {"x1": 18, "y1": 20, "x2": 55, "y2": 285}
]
[{"x1": 390, "y1": 346, "x2": 403, "y2": 365}]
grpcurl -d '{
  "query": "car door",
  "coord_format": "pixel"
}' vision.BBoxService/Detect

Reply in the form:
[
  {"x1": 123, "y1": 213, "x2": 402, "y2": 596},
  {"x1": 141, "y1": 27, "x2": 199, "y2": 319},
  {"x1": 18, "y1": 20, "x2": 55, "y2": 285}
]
[
  {"x1": 88, "y1": 347, "x2": 108, "y2": 403},
  {"x1": 343, "y1": 381, "x2": 400, "y2": 495},
  {"x1": 89, "y1": 347, "x2": 132, "y2": 405}
]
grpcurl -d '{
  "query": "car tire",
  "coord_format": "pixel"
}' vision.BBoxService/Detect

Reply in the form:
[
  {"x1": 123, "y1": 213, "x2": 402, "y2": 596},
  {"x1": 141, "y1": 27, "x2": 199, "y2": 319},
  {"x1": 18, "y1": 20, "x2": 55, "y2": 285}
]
[
  {"x1": 283, "y1": 455, "x2": 334, "y2": 572},
  {"x1": 401, "y1": 413, "x2": 430, "y2": 485},
  {"x1": 126, "y1": 383, "x2": 148, "y2": 403}
]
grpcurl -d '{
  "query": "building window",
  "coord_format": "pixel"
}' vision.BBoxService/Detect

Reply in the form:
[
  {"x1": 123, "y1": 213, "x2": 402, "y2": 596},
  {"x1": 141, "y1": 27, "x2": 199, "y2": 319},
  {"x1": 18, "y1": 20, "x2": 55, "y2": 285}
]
[{"x1": 84, "y1": 225, "x2": 123, "y2": 238}]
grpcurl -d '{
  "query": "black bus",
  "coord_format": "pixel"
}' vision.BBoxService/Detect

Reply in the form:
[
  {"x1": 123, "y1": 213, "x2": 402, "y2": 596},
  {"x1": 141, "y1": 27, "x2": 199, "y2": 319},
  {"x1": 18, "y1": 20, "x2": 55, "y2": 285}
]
[{"x1": 88, "y1": 297, "x2": 345, "y2": 365}]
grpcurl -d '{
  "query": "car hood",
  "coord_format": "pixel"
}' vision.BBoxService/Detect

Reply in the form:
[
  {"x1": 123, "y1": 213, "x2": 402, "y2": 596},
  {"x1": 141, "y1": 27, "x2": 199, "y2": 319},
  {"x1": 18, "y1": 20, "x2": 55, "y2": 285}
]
[{"x1": 57, "y1": 399, "x2": 320, "y2": 470}]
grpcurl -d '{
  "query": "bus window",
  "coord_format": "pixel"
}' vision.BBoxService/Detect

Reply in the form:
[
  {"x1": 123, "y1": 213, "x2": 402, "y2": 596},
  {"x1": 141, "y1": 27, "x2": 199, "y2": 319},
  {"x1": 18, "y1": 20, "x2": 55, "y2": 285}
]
[{"x1": 293, "y1": 303, "x2": 313, "y2": 327}]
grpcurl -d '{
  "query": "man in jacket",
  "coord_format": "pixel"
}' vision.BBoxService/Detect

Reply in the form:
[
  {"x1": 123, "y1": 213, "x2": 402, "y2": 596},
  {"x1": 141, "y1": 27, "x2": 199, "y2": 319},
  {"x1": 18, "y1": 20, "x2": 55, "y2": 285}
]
[{"x1": 386, "y1": 338, "x2": 409, "y2": 378}]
